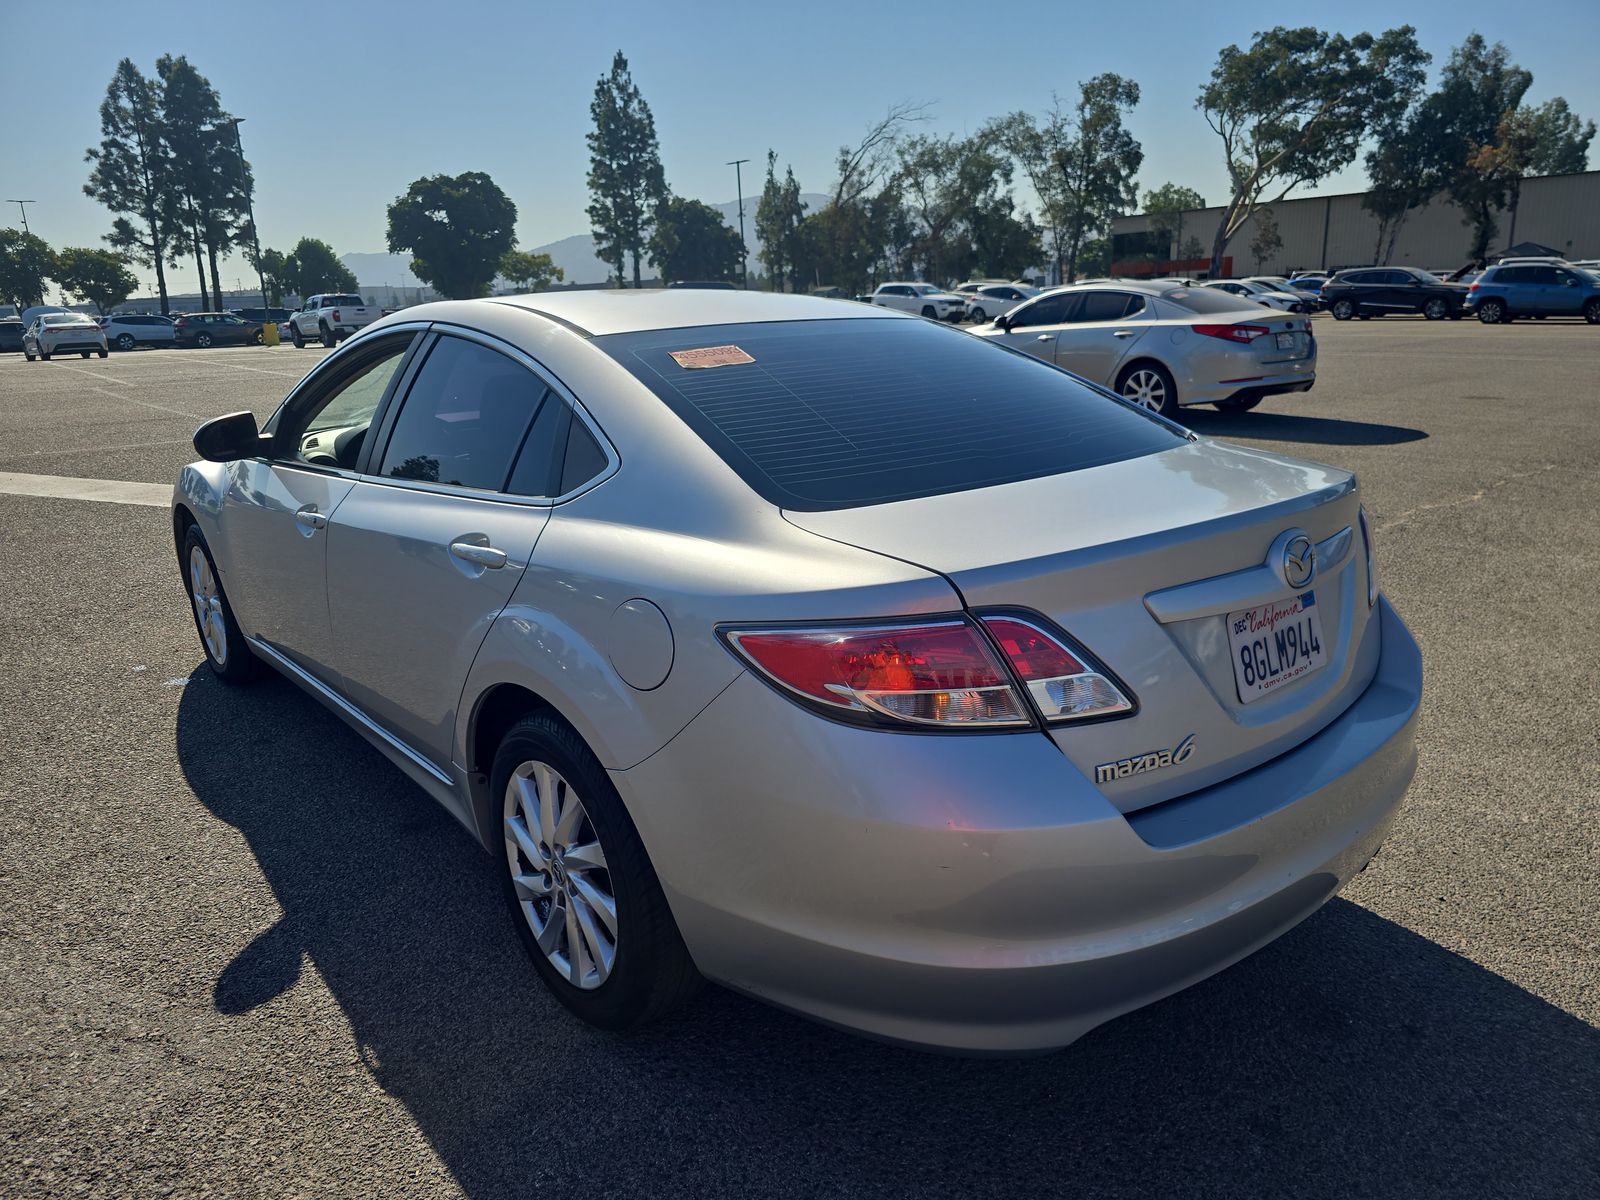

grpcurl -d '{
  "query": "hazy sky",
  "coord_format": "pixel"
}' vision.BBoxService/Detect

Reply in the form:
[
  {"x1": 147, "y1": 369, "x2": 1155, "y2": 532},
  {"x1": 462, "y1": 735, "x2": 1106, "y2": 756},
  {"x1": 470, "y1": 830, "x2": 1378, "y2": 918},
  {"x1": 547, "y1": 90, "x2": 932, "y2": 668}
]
[{"x1": 5, "y1": 0, "x2": 1597, "y2": 294}]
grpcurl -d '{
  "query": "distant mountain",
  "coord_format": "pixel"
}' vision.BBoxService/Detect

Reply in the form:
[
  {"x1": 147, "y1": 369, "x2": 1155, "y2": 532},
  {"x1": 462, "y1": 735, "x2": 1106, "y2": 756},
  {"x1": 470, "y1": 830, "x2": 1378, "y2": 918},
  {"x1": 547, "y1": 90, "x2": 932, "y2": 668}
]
[{"x1": 342, "y1": 193, "x2": 829, "y2": 288}]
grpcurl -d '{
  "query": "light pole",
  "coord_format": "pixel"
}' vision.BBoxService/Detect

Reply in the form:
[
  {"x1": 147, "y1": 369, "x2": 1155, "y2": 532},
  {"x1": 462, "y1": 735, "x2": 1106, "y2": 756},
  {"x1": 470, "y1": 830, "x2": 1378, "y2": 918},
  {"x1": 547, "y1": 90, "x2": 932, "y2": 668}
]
[
  {"x1": 726, "y1": 159, "x2": 750, "y2": 288},
  {"x1": 221, "y1": 118, "x2": 268, "y2": 309},
  {"x1": 6, "y1": 200, "x2": 36, "y2": 234}
]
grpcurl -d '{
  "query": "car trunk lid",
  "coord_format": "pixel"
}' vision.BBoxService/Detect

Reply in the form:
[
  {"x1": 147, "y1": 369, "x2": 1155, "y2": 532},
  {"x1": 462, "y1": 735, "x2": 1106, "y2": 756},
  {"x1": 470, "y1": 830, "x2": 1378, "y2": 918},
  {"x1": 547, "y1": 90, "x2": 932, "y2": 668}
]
[{"x1": 784, "y1": 439, "x2": 1379, "y2": 813}]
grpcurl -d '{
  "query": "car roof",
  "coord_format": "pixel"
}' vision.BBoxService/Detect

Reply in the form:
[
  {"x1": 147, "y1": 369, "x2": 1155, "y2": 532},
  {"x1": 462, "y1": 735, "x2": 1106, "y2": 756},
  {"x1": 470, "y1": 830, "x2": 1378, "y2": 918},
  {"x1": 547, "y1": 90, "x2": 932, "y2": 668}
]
[
  {"x1": 488, "y1": 288, "x2": 908, "y2": 337},
  {"x1": 1046, "y1": 281, "x2": 1175, "y2": 297}
]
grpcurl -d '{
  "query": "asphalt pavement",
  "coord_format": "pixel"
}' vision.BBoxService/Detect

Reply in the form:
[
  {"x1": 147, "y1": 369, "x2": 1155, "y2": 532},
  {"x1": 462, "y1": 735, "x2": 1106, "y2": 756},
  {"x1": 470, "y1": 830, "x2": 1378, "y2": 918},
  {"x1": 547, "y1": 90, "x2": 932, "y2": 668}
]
[{"x1": 1, "y1": 321, "x2": 1596, "y2": 1199}]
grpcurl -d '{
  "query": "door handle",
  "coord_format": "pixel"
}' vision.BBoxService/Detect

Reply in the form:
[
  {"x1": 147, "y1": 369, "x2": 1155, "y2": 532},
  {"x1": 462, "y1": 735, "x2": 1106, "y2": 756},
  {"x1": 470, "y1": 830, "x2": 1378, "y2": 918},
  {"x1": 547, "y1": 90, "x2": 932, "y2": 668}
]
[
  {"x1": 1036, "y1": 333, "x2": 1054, "y2": 342},
  {"x1": 294, "y1": 505, "x2": 327, "y2": 532},
  {"x1": 449, "y1": 541, "x2": 507, "y2": 569},
  {"x1": 1113, "y1": 330, "x2": 1135, "y2": 338}
]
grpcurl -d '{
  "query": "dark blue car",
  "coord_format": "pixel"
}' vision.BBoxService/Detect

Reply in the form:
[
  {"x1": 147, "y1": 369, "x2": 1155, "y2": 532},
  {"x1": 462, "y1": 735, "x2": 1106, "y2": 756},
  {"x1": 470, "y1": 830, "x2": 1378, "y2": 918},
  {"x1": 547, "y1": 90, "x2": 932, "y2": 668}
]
[{"x1": 1465, "y1": 263, "x2": 1600, "y2": 324}]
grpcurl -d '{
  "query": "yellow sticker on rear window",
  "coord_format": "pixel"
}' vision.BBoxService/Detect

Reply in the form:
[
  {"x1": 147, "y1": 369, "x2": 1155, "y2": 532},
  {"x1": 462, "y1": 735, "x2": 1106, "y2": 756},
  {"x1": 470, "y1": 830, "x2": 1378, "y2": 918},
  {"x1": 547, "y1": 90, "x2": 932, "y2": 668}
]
[{"x1": 669, "y1": 344, "x2": 755, "y2": 369}]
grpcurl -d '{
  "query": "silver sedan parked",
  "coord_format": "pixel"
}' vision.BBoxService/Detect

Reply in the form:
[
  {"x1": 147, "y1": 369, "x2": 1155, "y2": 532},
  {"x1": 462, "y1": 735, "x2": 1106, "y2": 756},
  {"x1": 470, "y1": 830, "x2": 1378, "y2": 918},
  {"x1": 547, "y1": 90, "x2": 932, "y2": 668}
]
[
  {"x1": 971, "y1": 281, "x2": 1316, "y2": 415},
  {"x1": 173, "y1": 290, "x2": 1418, "y2": 1054}
]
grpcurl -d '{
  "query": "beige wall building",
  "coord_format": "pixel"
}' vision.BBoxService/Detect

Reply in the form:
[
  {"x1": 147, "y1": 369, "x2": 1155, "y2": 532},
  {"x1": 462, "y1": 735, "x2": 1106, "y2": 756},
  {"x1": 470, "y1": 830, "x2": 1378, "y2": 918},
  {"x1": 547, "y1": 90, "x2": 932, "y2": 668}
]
[{"x1": 1110, "y1": 169, "x2": 1600, "y2": 277}]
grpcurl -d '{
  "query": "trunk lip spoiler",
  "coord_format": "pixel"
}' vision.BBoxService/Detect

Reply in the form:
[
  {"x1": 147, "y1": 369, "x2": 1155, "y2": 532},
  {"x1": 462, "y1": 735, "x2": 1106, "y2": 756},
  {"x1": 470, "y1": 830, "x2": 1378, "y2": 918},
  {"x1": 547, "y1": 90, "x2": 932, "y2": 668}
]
[{"x1": 1144, "y1": 526, "x2": 1353, "y2": 625}]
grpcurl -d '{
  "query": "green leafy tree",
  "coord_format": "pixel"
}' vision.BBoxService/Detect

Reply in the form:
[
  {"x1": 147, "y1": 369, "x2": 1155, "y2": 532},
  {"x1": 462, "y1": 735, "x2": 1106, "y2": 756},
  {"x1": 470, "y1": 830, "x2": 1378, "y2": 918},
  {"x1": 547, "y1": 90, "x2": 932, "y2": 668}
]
[
  {"x1": 0, "y1": 229, "x2": 57, "y2": 312},
  {"x1": 155, "y1": 55, "x2": 246, "y2": 309},
  {"x1": 499, "y1": 249, "x2": 565, "y2": 293},
  {"x1": 648, "y1": 197, "x2": 744, "y2": 283},
  {"x1": 586, "y1": 52, "x2": 668, "y2": 287},
  {"x1": 54, "y1": 247, "x2": 138, "y2": 313},
  {"x1": 895, "y1": 133, "x2": 1013, "y2": 282},
  {"x1": 1248, "y1": 208, "x2": 1283, "y2": 272},
  {"x1": 386, "y1": 172, "x2": 517, "y2": 300},
  {"x1": 84, "y1": 59, "x2": 174, "y2": 313},
  {"x1": 989, "y1": 105, "x2": 1073, "y2": 282},
  {"x1": 1142, "y1": 183, "x2": 1206, "y2": 265},
  {"x1": 277, "y1": 238, "x2": 358, "y2": 300},
  {"x1": 1056, "y1": 74, "x2": 1143, "y2": 282},
  {"x1": 1465, "y1": 96, "x2": 1595, "y2": 258},
  {"x1": 1198, "y1": 25, "x2": 1429, "y2": 275},
  {"x1": 1429, "y1": 36, "x2": 1532, "y2": 262},
  {"x1": 969, "y1": 197, "x2": 1042, "y2": 280},
  {"x1": 755, "y1": 151, "x2": 807, "y2": 292},
  {"x1": 1362, "y1": 101, "x2": 1448, "y2": 264},
  {"x1": 258, "y1": 248, "x2": 291, "y2": 306}
]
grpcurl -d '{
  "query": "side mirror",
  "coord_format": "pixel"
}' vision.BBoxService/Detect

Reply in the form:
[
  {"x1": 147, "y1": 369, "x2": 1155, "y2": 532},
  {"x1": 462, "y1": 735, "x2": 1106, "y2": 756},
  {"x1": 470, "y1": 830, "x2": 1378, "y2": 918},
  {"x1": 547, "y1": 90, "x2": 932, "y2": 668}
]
[
  {"x1": 193, "y1": 411, "x2": 267, "y2": 462},
  {"x1": 993, "y1": 313, "x2": 1010, "y2": 330}
]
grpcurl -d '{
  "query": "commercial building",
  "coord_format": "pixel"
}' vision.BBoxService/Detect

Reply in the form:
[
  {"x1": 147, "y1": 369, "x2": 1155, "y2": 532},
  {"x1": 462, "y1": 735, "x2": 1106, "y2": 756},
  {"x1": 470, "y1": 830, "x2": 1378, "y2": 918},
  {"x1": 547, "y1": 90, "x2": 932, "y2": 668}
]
[{"x1": 1110, "y1": 168, "x2": 1600, "y2": 278}]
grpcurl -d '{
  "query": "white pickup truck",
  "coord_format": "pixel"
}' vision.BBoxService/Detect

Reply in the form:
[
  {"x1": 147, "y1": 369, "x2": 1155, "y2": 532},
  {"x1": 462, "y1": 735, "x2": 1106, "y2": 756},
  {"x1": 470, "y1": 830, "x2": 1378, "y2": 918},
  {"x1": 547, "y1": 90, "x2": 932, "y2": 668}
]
[{"x1": 287, "y1": 293, "x2": 378, "y2": 347}]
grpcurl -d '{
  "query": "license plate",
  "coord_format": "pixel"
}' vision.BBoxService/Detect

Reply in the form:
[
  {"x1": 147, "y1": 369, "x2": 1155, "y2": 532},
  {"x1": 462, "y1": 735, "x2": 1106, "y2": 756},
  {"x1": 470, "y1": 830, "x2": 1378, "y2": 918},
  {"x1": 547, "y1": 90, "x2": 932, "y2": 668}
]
[
  {"x1": 1275, "y1": 331, "x2": 1295, "y2": 349},
  {"x1": 1227, "y1": 591, "x2": 1327, "y2": 703}
]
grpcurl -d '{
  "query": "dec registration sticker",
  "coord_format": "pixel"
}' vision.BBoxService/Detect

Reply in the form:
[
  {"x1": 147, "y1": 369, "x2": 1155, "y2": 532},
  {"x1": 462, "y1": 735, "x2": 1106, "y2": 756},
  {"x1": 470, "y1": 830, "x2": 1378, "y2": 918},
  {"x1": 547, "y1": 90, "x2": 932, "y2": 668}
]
[{"x1": 1226, "y1": 592, "x2": 1327, "y2": 703}]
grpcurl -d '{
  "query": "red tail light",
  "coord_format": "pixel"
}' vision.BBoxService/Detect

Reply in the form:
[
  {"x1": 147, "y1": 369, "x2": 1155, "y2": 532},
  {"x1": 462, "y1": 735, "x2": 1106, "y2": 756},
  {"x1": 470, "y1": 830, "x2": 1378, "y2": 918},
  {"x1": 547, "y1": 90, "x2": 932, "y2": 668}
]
[
  {"x1": 1192, "y1": 323, "x2": 1270, "y2": 344},
  {"x1": 331, "y1": 309, "x2": 341, "y2": 322},
  {"x1": 980, "y1": 617, "x2": 1134, "y2": 722},
  {"x1": 724, "y1": 620, "x2": 1031, "y2": 728},
  {"x1": 174, "y1": 317, "x2": 188, "y2": 326},
  {"x1": 1468, "y1": 282, "x2": 1480, "y2": 292}
]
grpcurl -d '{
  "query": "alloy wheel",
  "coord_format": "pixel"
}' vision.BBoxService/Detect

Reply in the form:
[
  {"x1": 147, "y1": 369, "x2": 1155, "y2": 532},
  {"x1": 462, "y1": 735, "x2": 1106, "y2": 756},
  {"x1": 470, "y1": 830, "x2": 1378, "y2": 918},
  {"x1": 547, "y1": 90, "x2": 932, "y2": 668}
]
[
  {"x1": 503, "y1": 760, "x2": 617, "y2": 990},
  {"x1": 1332, "y1": 299, "x2": 1355, "y2": 320},
  {"x1": 188, "y1": 545, "x2": 227, "y2": 666},
  {"x1": 1121, "y1": 368, "x2": 1168, "y2": 412}
]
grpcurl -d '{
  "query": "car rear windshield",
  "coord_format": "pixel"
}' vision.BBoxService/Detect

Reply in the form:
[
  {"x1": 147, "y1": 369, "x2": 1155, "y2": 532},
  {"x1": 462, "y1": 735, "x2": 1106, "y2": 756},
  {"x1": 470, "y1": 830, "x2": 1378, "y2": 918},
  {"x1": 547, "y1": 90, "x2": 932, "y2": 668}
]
[
  {"x1": 327, "y1": 295, "x2": 364, "y2": 307},
  {"x1": 594, "y1": 318, "x2": 1186, "y2": 511},
  {"x1": 1159, "y1": 288, "x2": 1264, "y2": 315}
]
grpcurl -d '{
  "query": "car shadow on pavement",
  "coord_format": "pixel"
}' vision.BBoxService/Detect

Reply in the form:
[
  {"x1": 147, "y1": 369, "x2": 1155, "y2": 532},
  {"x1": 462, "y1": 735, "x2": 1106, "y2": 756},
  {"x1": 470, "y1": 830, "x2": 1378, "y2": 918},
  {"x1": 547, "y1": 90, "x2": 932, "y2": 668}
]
[
  {"x1": 177, "y1": 670, "x2": 1598, "y2": 1200},
  {"x1": 1183, "y1": 408, "x2": 1429, "y2": 446}
]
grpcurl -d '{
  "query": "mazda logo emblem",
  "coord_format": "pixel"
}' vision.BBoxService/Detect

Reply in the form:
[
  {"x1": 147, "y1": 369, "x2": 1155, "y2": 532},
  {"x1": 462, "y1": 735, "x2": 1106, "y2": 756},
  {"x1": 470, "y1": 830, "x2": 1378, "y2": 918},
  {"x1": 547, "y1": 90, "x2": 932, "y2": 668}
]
[{"x1": 1282, "y1": 534, "x2": 1316, "y2": 588}]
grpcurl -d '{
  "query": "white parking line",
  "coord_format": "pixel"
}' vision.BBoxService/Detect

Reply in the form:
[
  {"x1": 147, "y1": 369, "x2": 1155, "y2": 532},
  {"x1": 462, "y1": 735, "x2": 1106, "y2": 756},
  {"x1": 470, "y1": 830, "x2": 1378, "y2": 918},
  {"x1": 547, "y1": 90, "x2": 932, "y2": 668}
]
[
  {"x1": 53, "y1": 364, "x2": 129, "y2": 386},
  {"x1": 0, "y1": 470, "x2": 169, "y2": 508},
  {"x1": 87, "y1": 387, "x2": 204, "y2": 420}
]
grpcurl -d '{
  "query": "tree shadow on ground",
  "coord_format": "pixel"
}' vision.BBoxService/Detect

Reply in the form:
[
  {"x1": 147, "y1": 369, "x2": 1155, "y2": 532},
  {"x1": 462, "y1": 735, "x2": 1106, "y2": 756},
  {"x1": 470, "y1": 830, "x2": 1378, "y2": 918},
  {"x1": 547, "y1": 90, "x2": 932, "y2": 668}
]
[
  {"x1": 1183, "y1": 408, "x2": 1430, "y2": 447},
  {"x1": 178, "y1": 669, "x2": 1598, "y2": 1200}
]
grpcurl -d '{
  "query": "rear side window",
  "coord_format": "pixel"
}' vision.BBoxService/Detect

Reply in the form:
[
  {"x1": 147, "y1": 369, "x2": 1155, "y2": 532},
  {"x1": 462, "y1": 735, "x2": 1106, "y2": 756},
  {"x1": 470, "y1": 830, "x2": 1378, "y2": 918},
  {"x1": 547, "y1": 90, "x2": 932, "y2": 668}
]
[
  {"x1": 1077, "y1": 292, "x2": 1141, "y2": 321},
  {"x1": 596, "y1": 318, "x2": 1186, "y2": 511},
  {"x1": 379, "y1": 335, "x2": 546, "y2": 491}
]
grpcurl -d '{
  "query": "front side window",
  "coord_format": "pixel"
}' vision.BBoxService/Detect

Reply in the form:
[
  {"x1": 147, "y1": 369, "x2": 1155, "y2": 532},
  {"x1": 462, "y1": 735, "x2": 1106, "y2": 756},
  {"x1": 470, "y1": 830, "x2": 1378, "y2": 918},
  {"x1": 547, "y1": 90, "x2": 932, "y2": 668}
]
[
  {"x1": 378, "y1": 335, "x2": 547, "y2": 491},
  {"x1": 597, "y1": 318, "x2": 1186, "y2": 511},
  {"x1": 275, "y1": 336, "x2": 413, "y2": 470},
  {"x1": 1010, "y1": 292, "x2": 1078, "y2": 327}
]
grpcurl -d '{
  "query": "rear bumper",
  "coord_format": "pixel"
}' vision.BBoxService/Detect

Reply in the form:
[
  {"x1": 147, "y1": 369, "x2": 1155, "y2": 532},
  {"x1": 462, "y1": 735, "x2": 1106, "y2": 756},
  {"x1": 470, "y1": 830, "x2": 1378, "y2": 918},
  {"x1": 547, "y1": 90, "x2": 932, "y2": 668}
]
[{"x1": 616, "y1": 597, "x2": 1420, "y2": 1053}]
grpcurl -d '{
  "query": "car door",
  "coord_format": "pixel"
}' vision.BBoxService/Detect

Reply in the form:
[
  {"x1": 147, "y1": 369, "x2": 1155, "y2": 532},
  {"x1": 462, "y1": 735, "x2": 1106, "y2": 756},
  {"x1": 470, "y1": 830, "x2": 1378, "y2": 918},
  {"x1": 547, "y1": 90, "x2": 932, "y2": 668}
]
[
  {"x1": 1542, "y1": 267, "x2": 1583, "y2": 314},
  {"x1": 322, "y1": 329, "x2": 590, "y2": 768},
  {"x1": 1051, "y1": 291, "x2": 1152, "y2": 384},
  {"x1": 216, "y1": 329, "x2": 420, "y2": 682},
  {"x1": 997, "y1": 291, "x2": 1079, "y2": 360}
]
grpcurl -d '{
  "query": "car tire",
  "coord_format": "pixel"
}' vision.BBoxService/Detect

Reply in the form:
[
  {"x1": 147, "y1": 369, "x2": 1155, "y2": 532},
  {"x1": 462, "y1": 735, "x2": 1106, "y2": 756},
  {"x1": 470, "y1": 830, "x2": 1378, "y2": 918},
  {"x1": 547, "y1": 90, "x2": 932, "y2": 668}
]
[
  {"x1": 24, "y1": 349, "x2": 35, "y2": 361},
  {"x1": 80, "y1": 350, "x2": 91, "y2": 358},
  {"x1": 1423, "y1": 298, "x2": 1449, "y2": 321},
  {"x1": 1331, "y1": 299, "x2": 1356, "y2": 320},
  {"x1": 181, "y1": 526, "x2": 261, "y2": 684},
  {"x1": 251, "y1": 329, "x2": 264, "y2": 346},
  {"x1": 920, "y1": 305, "x2": 935, "y2": 319},
  {"x1": 97, "y1": 348, "x2": 108, "y2": 358},
  {"x1": 1116, "y1": 361, "x2": 1178, "y2": 418},
  {"x1": 493, "y1": 712, "x2": 700, "y2": 1031},
  {"x1": 116, "y1": 333, "x2": 137, "y2": 351},
  {"x1": 1584, "y1": 299, "x2": 1600, "y2": 325},
  {"x1": 1477, "y1": 300, "x2": 1507, "y2": 324},
  {"x1": 291, "y1": 325, "x2": 306, "y2": 348},
  {"x1": 970, "y1": 307, "x2": 987, "y2": 323},
  {"x1": 1214, "y1": 395, "x2": 1262, "y2": 412},
  {"x1": 320, "y1": 323, "x2": 336, "y2": 348},
  {"x1": 40, "y1": 350, "x2": 51, "y2": 360},
  {"x1": 196, "y1": 331, "x2": 214, "y2": 348}
]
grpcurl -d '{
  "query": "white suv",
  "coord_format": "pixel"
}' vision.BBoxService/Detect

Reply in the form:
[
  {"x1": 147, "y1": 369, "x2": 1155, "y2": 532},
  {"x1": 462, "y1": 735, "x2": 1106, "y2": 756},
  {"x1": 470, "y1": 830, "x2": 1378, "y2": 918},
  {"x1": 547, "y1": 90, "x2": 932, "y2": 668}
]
[
  {"x1": 101, "y1": 313, "x2": 176, "y2": 351},
  {"x1": 870, "y1": 282, "x2": 966, "y2": 321}
]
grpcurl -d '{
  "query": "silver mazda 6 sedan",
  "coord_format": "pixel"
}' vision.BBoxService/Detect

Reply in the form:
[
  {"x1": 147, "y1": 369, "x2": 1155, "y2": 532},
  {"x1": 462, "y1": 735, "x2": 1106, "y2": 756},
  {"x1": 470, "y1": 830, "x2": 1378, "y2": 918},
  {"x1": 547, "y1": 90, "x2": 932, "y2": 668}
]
[{"x1": 173, "y1": 290, "x2": 1421, "y2": 1054}]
